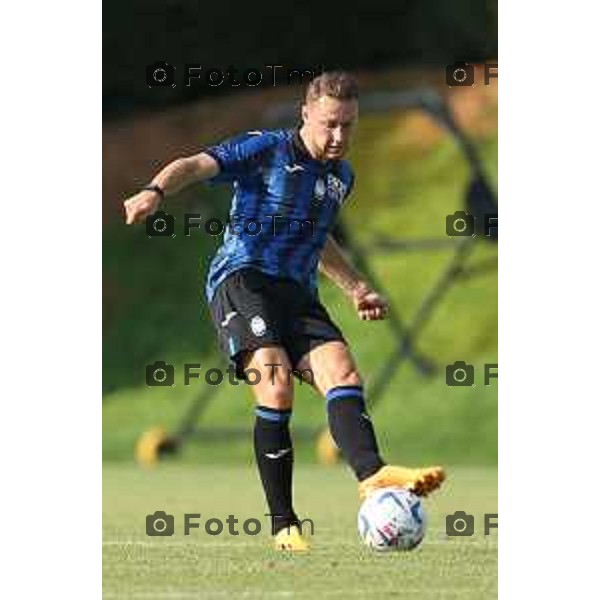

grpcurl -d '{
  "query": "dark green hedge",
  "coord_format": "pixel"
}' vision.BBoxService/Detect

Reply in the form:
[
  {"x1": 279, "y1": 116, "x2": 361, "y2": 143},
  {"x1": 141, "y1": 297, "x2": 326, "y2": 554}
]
[{"x1": 103, "y1": 0, "x2": 497, "y2": 116}]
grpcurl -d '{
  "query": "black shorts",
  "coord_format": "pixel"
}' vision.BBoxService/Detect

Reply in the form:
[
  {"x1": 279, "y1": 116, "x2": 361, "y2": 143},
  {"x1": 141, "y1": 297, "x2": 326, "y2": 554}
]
[{"x1": 208, "y1": 268, "x2": 346, "y2": 379}]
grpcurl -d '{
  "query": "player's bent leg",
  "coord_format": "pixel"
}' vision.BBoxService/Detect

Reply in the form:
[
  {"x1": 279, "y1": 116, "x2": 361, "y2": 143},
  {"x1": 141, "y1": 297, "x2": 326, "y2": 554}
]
[
  {"x1": 241, "y1": 346, "x2": 310, "y2": 551},
  {"x1": 297, "y1": 341, "x2": 385, "y2": 480},
  {"x1": 297, "y1": 341, "x2": 445, "y2": 499}
]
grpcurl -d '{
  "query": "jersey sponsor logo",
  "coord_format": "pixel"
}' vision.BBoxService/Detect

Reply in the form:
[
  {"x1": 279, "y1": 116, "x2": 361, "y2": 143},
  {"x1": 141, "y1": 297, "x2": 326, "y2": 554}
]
[
  {"x1": 220, "y1": 311, "x2": 238, "y2": 328},
  {"x1": 284, "y1": 164, "x2": 305, "y2": 173},
  {"x1": 250, "y1": 315, "x2": 267, "y2": 337}
]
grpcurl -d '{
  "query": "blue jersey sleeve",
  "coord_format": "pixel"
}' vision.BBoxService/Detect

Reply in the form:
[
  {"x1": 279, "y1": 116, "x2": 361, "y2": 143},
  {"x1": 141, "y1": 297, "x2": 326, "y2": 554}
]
[{"x1": 204, "y1": 130, "x2": 282, "y2": 184}]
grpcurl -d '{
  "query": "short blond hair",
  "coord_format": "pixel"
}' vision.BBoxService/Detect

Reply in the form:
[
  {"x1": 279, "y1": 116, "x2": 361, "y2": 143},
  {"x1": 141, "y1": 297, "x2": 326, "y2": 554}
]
[{"x1": 305, "y1": 71, "x2": 359, "y2": 103}]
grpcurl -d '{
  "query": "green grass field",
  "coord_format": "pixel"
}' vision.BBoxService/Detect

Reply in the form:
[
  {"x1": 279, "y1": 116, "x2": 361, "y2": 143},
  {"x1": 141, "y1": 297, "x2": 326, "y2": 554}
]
[{"x1": 103, "y1": 464, "x2": 497, "y2": 599}]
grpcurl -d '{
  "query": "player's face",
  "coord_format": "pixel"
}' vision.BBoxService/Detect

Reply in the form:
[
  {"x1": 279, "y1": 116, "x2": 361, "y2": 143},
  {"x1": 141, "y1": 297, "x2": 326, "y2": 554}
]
[{"x1": 302, "y1": 96, "x2": 358, "y2": 160}]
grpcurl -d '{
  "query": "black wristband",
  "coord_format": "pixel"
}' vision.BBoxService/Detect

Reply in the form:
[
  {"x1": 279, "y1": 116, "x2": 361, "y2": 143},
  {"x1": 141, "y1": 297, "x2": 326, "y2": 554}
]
[{"x1": 142, "y1": 183, "x2": 165, "y2": 201}]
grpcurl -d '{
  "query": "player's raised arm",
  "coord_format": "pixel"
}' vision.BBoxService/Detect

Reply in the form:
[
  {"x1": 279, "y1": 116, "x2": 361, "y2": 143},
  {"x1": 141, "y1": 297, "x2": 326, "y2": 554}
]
[{"x1": 123, "y1": 152, "x2": 220, "y2": 225}]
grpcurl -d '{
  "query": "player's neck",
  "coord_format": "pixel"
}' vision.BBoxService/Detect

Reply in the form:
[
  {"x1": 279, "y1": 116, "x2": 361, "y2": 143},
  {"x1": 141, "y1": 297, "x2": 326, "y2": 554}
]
[{"x1": 298, "y1": 126, "x2": 327, "y2": 163}]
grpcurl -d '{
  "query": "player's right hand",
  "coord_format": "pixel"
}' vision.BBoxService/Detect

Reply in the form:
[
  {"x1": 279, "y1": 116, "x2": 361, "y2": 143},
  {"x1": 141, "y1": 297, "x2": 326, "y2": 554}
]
[{"x1": 123, "y1": 190, "x2": 162, "y2": 225}]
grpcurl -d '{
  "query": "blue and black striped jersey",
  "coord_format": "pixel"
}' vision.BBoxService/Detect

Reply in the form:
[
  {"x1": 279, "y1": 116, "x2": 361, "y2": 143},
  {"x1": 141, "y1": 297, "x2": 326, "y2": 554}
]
[{"x1": 204, "y1": 128, "x2": 355, "y2": 302}]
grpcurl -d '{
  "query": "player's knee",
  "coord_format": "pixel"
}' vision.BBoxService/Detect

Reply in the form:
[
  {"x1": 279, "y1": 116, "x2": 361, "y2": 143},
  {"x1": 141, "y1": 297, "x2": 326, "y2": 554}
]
[
  {"x1": 331, "y1": 367, "x2": 363, "y2": 390},
  {"x1": 260, "y1": 385, "x2": 294, "y2": 411}
]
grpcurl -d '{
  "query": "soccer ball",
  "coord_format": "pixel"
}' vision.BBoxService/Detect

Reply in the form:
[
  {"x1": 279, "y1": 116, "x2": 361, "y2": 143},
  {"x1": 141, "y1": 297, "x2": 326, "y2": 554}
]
[{"x1": 358, "y1": 487, "x2": 426, "y2": 551}]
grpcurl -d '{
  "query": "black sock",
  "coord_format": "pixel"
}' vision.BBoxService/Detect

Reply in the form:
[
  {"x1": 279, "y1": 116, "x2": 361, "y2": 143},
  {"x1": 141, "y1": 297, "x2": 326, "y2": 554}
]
[
  {"x1": 253, "y1": 405, "x2": 298, "y2": 535},
  {"x1": 326, "y1": 385, "x2": 385, "y2": 481}
]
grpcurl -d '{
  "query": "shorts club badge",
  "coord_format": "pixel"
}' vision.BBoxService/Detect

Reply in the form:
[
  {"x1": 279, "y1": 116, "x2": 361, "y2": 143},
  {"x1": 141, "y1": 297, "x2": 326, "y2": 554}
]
[{"x1": 250, "y1": 315, "x2": 267, "y2": 337}]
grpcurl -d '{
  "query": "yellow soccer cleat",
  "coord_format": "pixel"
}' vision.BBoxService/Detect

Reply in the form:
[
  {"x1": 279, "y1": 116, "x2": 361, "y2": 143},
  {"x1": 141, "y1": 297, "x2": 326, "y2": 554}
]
[
  {"x1": 273, "y1": 525, "x2": 310, "y2": 552},
  {"x1": 358, "y1": 465, "x2": 446, "y2": 500}
]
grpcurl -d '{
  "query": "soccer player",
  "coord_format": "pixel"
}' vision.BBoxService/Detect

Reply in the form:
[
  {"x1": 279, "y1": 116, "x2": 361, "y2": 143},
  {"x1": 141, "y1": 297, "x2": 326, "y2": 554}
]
[{"x1": 124, "y1": 71, "x2": 445, "y2": 551}]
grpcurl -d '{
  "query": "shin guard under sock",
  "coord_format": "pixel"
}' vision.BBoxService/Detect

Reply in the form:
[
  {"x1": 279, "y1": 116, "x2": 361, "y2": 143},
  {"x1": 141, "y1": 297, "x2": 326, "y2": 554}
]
[{"x1": 326, "y1": 385, "x2": 385, "y2": 481}]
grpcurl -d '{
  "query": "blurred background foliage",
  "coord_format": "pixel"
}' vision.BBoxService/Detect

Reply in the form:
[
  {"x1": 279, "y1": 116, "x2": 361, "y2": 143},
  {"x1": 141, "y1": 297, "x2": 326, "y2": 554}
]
[
  {"x1": 103, "y1": 0, "x2": 497, "y2": 116},
  {"x1": 103, "y1": 3, "x2": 497, "y2": 465}
]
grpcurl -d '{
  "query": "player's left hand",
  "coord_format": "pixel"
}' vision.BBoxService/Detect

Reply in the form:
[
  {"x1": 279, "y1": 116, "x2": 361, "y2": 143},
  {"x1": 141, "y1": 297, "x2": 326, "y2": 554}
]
[{"x1": 352, "y1": 285, "x2": 389, "y2": 321}]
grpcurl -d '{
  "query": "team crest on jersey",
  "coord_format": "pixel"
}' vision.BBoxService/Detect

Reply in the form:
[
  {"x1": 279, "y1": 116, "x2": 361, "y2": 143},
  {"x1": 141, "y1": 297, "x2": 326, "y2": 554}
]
[
  {"x1": 250, "y1": 315, "x2": 267, "y2": 337},
  {"x1": 326, "y1": 174, "x2": 348, "y2": 204}
]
